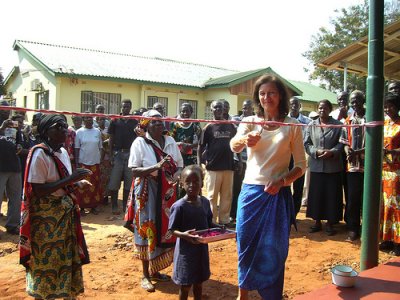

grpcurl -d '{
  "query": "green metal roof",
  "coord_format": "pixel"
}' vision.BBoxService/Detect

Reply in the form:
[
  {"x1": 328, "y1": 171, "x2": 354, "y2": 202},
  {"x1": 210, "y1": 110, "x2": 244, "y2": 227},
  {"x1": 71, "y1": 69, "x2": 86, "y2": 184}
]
[
  {"x1": 204, "y1": 67, "x2": 303, "y2": 95},
  {"x1": 13, "y1": 40, "x2": 237, "y2": 88},
  {"x1": 288, "y1": 80, "x2": 338, "y2": 104}
]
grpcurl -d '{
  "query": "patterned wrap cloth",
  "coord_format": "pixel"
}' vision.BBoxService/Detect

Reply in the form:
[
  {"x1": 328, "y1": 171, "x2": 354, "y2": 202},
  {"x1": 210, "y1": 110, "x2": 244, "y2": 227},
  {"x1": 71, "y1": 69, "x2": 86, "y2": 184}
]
[
  {"x1": 381, "y1": 119, "x2": 400, "y2": 243},
  {"x1": 19, "y1": 143, "x2": 89, "y2": 299},
  {"x1": 124, "y1": 137, "x2": 177, "y2": 275}
]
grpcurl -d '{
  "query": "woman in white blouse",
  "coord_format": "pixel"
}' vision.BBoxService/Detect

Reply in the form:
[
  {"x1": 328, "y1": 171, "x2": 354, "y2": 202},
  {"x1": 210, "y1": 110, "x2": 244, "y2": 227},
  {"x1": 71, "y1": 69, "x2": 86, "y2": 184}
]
[
  {"x1": 230, "y1": 74, "x2": 306, "y2": 300},
  {"x1": 124, "y1": 109, "x2": 183, "y2": 292}
]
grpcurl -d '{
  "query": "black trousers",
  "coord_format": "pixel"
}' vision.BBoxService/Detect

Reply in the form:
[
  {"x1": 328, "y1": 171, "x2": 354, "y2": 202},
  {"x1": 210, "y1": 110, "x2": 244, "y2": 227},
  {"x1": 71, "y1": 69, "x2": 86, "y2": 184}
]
[
  {"x1": 293, "y1": 174, "x2": 305, "y2": 216},
  {"x1": 289, "y1": 156, "x2": 305, "y2": 217},
  {"x1": 345, "y1": 172, "x2": 364, "y2": 233}
]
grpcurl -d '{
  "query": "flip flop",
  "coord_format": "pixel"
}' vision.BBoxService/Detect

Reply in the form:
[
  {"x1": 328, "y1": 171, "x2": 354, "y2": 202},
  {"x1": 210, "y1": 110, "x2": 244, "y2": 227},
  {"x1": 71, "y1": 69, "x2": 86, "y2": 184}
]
[
  {"x1": 150, "y1": 272, "x2": 171, "y2": 282},
  {"x1": 141, "y1": 277, "x2": 155, "y2": 292}
]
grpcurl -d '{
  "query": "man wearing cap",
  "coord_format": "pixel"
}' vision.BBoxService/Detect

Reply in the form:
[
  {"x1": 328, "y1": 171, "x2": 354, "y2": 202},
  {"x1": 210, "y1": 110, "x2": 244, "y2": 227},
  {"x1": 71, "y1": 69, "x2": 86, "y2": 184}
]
[
  {"x1": 108, "y1": 99, "x2": 138, "y2": 214},
  {"x1": 0, "y1": 100, "x2": 22, "y2": 235}
]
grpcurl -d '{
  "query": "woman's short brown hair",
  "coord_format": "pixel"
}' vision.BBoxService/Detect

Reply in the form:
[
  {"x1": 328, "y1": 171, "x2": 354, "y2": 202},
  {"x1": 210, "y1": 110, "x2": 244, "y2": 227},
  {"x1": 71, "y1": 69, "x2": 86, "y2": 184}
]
[{"x1": 252, "y1": 74, "x2": 289, "y2": 118}]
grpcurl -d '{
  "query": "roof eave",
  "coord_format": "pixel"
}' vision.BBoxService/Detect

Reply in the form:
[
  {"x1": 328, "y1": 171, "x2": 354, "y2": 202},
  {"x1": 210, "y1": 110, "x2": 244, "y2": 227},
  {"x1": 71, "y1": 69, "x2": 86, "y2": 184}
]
[
  {"x1": 54, "y1": 72, "x2": 204, "y2": 90},
  {"x1": 3, "y1": 66, "x2": 20, "y2": 86}
]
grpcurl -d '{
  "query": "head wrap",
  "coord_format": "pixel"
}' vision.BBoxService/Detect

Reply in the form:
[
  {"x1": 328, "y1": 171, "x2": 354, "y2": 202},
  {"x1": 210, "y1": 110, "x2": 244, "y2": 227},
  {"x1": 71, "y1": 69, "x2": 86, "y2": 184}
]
[
  {"x1": 140, "y1": 109, "x2": 162, "y2": 129},
  {"x1": 32, "y1": 112, "x2": 44, "y2": 122},
  {"x1": 37, "y1": 114, "x2": 65, "y2": 139}
]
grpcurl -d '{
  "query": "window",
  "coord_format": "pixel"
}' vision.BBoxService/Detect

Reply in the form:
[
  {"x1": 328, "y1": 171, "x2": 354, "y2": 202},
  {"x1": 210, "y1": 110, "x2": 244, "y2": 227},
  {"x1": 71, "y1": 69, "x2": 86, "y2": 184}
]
[
  {"x1": 23, "y1": 96, "x2": 27, "y2": 108},
  {"x1": 81, "y1": 91, "x2": 121, "y2": 114},
  {"x1": 36, "y1": 91, "x2": 49, "y2": 110},
  {"x1": 147, "y1": 96, "x2": 168, "y2": 112},
  {"x1": 204, "y1": 101, "x2": 213, "y2": 120},
  {"x1": 179, "y1": 99, "x2": 198, "y2": 119}
]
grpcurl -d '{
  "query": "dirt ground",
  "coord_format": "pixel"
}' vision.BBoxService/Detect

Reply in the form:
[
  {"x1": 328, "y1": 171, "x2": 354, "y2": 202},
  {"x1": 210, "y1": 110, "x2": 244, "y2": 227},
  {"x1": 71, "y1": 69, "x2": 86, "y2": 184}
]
[{"x1": 0, "y1": 202, "x2": 394, "y2": 300}]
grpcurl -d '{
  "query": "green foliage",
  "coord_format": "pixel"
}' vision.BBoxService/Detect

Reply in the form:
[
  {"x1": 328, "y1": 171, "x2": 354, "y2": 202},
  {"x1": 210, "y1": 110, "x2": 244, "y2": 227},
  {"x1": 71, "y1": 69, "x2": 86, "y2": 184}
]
[
  {"x1": 303, "y1": 0, "x2": 400, "y2": 92},
  {"x1": 0, "y1": 70, "x2": 5, "y2": 96}
]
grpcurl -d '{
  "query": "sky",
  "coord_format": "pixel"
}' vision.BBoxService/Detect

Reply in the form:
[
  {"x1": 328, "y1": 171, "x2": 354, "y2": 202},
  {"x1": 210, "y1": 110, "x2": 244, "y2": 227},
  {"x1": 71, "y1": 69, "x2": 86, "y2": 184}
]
[{"x1": 1, "y1": 0, "x2": 365, "y2": 83}]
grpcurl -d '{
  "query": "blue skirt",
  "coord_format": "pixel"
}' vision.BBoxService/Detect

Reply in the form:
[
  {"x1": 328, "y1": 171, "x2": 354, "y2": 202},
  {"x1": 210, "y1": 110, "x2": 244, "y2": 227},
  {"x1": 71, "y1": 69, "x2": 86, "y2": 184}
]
[{"x1": 236, "y1": 184, "x2": 294, "y2": 299}]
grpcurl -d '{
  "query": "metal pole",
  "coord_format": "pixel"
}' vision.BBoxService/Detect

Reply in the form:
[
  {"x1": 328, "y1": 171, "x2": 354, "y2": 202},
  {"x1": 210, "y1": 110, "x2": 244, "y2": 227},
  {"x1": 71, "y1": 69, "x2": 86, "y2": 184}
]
[
  {"x1": 360, "y1": 0, "x2": 384, "y2": 271},
  {"x1": 343, "y1": 62, "x2": 348, "y2": 92}
]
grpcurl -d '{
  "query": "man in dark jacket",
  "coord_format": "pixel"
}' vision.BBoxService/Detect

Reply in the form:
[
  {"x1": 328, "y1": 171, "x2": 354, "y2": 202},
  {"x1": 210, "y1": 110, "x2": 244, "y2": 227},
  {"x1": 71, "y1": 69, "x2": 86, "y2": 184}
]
[{"x1": 0, "y1": 100, "x2": 22, "y2": 235}]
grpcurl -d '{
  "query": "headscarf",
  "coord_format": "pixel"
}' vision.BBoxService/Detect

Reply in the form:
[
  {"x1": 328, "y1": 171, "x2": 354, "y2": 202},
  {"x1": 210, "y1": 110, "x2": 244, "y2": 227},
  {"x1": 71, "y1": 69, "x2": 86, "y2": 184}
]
[
  {"x1": 32, "y1": 112, "x2": 44, "y2": 123},
  {"x1": 37, "y1": 114, "x2": 65, "y2": 140},
  {"x1": 139, "y1": 109, "x2": 162, "y2": 129}
]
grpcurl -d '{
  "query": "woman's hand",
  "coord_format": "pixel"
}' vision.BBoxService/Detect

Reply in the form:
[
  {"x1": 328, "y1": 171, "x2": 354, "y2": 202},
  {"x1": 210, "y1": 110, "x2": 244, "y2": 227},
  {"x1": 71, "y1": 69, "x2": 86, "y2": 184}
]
[
  {"x1": 156, "y1": 155, "x2": 172, "y2": 170},
  {"x1": 264, "y1": 178, "x2": 284, "y2": 195},
  {"x1": 245, "y1": 131, "x2": 261, "y2": 147},
  {"x1": 71, "y1": 168, "x2": 92, "y2": 182},
  {"x1": 317, "y1": 149, "x2": 334, "y2": 159}
]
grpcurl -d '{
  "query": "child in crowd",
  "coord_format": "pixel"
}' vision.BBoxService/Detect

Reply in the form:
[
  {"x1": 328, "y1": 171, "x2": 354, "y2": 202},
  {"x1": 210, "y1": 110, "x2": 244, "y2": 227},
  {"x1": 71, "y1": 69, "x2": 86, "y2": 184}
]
[{"x1": 168, "y1": 165, "x2": 213, "y2": 300}]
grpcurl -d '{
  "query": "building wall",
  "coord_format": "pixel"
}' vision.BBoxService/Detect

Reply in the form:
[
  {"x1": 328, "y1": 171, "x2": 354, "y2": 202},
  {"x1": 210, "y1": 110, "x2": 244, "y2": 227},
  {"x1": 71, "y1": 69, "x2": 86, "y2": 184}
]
[{"x1": 57, "y1": 77, "x2": 142, "y2": 113}]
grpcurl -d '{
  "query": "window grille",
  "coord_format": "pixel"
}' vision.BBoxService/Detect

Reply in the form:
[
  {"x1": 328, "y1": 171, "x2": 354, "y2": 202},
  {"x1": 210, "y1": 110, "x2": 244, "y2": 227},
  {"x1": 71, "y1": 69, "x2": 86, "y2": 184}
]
[
  {"x1": 147, "y1": 96, "x2": 168, "y2": 113},
  {"x1": 81, "y1": 91, "x2": 121, "y2": 114},
  {"x1": 36, "y1": 91, "x2": 49, "y2": 110}
]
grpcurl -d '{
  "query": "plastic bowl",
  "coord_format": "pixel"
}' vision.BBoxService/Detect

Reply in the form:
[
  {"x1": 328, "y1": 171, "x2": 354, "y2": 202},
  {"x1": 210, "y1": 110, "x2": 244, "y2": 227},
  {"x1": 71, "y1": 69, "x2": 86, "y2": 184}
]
[
  {"x1": 331, "y1": 269, "x2": 358, "y2": 287},
  {"x1": 332, "y1": 265, "x2": 353, "y2": 276}
]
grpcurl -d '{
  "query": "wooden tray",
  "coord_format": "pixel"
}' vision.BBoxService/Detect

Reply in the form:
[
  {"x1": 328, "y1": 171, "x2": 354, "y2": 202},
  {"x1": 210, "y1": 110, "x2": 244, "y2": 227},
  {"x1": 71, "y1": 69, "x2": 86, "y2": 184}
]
[{"x1": 194, "y1": 228, "x2": 236, "y2": 244}]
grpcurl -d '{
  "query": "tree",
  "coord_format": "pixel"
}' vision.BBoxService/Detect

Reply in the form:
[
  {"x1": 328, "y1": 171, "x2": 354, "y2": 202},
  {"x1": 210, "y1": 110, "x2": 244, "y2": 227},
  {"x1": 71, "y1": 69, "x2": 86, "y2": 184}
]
[
  {"x1": 0, "y1": 70, "x2": 5, "y2": 96},
  {"x1": 303, "y1": 0, "x2": 400, "y2": 92}
]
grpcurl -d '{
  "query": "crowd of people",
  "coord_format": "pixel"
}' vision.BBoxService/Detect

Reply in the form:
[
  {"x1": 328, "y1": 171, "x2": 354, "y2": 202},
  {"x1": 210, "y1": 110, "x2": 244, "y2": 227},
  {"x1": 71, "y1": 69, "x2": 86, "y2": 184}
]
[{"x1": 0, "y1": 78, "x2": 399, "y2": 299}]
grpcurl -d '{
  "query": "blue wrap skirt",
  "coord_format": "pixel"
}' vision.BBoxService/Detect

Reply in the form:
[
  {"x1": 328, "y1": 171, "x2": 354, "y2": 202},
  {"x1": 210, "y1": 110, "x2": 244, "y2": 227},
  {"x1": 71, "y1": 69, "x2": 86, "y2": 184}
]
[{"x1": 236, "y1": 184, "x2": 294, "y2": 299}]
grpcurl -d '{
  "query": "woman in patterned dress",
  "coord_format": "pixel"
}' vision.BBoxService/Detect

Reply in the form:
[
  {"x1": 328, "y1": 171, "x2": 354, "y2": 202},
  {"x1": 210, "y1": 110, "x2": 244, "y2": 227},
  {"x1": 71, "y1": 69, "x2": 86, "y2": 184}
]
[
  {"x1": 74, "y1": 115, "x2": 103, "y2": 214},
  {"x1": 381, "y1": 92, "x2": 400, "y2": 256},
  {"x1": 170, "y1": 103, "x2": 201, "y2": 199},
  {"x1": 124, "y1": 110, "x2": 183, "y2": 292},
  {"x1": 19, "y1": 114, "x2": 92, "y2": 299},
  {"x1": 169, "y1": 103, "x2": 201, "y2": 167}
]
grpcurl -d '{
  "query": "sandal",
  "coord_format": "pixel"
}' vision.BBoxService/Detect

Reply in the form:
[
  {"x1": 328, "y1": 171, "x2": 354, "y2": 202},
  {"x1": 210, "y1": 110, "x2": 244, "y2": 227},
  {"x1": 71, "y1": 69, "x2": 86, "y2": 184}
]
[
  {"x1": 150, "y1": 272, "x2": 171, "y2": 282},
  {"x1": 141, "y1": 277, "x2": 155, "y2": 292}
]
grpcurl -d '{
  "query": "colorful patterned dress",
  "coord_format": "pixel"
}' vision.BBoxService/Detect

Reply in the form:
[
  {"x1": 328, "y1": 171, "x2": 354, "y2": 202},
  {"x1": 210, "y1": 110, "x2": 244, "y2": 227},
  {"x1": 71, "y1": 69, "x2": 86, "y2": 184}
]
[
  {"x1": 381, "y1": 118, "x2": 400, "y2": 243},
  {"x1": 20, "y1": 144, "x2": 89, "y2": 299},
  {"x1": 124, "y1": 135, "x2": 183, "y2": 275},
  {"x1": 169, "y1": 121, "x2": 201, "y2": 166}
]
